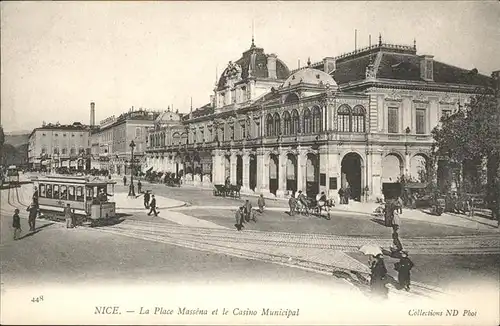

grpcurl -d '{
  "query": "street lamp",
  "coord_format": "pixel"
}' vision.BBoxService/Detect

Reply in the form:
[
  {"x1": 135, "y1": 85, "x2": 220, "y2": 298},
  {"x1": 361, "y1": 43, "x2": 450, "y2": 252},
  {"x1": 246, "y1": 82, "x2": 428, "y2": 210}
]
[{"x1": 128, "y1": 140, "x2": 136, "y2": 197}]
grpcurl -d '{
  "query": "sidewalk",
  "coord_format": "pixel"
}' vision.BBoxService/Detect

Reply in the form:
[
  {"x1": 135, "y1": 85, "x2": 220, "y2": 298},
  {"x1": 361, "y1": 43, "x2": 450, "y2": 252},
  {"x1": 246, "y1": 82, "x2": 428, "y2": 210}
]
[{"x1": 333, "y1": 201, "x2": 498, "y2": 231}]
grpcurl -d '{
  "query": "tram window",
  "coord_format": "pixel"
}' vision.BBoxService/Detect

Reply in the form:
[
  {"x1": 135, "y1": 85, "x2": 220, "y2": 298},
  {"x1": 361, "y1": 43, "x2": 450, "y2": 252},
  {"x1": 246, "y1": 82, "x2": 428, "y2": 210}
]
[
  {"x1": 39, "y1": 184, "x2": 46, "y2": 198},
  {"x1": 68, "y1": 186, "x2": 75, "y2": 201},
  {"x1": 76, "y1": 186, "x2": 84, "y2": 202},
  {"x1": 46, "y1": 185, "x2": 52, "y2": 198},
  {"x1": 53, "y1": 185, "x2": 59, "y2": 199},
  {"x1": 60, "y1": 185, "x2": 67, "y2": 200},
  {"x1": 86, "y1": 187, "x2": 94, "y2": 199}
]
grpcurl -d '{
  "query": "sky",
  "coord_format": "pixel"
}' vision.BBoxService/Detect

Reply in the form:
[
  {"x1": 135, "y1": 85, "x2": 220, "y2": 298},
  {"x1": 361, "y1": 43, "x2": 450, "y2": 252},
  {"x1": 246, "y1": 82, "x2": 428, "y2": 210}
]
[{"x1": 1, "y1": 1, "x2": 499, "y2": 133}]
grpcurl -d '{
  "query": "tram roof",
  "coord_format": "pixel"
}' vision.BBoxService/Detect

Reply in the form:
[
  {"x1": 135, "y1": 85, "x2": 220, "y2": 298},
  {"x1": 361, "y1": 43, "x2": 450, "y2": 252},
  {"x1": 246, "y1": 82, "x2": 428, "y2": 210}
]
[{"x1": 32, "y1": 175, "x2": 116, "y2": 186}]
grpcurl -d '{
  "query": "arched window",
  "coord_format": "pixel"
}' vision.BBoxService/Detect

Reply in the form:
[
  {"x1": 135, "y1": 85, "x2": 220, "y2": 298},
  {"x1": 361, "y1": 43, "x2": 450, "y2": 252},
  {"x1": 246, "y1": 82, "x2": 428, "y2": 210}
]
[
  {"x1": 161, "y1": 132, "x2": 165, "y2": 146},
  {"x1": 312, "y1": 106, "x2": 322, "y2": 133},
  {"x1": 273, "y1": 113, "x2": 281, "y2": 136},
  {"x1": 303, "y1": 108, "x2": 312, "y2": 134},
  {"x1": 283, "y1": 111, "x2": 291, "y2": 135},
  {"x1": 61, "y1": 147, "x2": 67, "y2": 155},
  {"x1": 352, "y1": 105, "x2": 366, "y2": 133},
  {"x1": 291, "y1": 109, "x2": 300, "y2": 134},
  {"x1": 337, "y1": 105, "x2": 351, "y2": 132},
  {"x1": 266, "y1": 114, "x2": 274, "y2": 136}
]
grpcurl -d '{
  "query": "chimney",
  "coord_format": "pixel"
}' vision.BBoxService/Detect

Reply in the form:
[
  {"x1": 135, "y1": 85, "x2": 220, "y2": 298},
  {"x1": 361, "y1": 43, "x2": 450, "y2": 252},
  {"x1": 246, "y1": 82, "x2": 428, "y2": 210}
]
[
  {"x1": 419, "y1": 55, "x2": 434, "y2": 81},
  {"x1": 90, "y1": 102, "x2": 95, "y2": 126},
  {"x1": 323, "y1": 57, "x2": 336, "y2": 74},
  {"x1": 267, "y1": 54, "x2": 277, "y2": 79}
]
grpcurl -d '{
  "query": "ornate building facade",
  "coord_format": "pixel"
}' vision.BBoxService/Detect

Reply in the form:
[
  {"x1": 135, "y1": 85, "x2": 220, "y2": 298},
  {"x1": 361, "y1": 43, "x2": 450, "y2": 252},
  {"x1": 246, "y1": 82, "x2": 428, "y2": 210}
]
[
  {"x1": 145, "y1": 37, "x2": 492, "y2": 200},
  {"x1": 91, "y1": 109, "x2": 159, "y2": 175}
]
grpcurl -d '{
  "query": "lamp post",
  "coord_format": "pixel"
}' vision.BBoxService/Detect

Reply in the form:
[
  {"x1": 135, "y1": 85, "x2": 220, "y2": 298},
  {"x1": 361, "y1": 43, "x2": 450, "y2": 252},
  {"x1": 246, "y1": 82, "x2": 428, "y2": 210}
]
[{"x1": 128, "y1": 140, "x2": 136, "y2": 197}]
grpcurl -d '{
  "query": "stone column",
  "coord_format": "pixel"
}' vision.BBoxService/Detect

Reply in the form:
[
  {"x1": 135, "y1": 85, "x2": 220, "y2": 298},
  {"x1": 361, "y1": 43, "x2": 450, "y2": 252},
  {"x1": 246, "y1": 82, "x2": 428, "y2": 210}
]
[
  {"x1": 230, "y1": 151, "x2": 237, "y2": 185},
  {"x1": 242, "y1": 150, "x2": 251, "y2": 193},
  {"x1": 296, "y1": 148, "x2": 306, "y2": 193},
  {"x1": 371, "y1": 151, "x2": 383, "y2": 199},
  {"x1": 257, "y1": 148, "x2": 271, "y2": 195},
  {"x1": 276, "y1": 149, "x2": 287, "y2": 198},
  {"x1": 212, "y1": 150, "x2": 224, "y2": 185}
]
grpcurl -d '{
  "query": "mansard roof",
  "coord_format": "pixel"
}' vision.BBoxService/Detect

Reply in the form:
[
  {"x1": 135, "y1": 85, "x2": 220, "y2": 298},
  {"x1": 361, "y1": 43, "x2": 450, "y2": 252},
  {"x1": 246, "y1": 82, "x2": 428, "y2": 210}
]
[{"x1": 217, "y1": 43, "x2": 290, "y2": 91}]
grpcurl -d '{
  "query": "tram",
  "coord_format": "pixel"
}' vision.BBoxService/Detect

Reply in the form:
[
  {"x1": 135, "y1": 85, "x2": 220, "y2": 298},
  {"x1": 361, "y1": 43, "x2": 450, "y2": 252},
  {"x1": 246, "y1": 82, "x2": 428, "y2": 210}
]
[
  {"x1": 32, "y1": 175, "x2": 117, "y2": 221},
  {"x1": 2, "y1": 165, "x2": 20, "y2": 187}
]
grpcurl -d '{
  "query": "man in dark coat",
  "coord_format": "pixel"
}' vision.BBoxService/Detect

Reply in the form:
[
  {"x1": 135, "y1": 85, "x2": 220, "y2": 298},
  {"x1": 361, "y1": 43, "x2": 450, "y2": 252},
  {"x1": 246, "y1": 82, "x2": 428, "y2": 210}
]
[
  {"x1": 395, "y1": 252, "x2": 414, "y2": 291},
  {"x1": 243, "y1": 200, "x2": 253, "y2": 222},
  {"x1": 234, "y1": 206, "x2": 245, "y2": 231},
  {"x1": 64, "y1": 204, "x2": 73, "y2": 228},
  {"x1": 143, "y1": 191, "x2": 150, "y2": 209},
  {"x1": 369, "y1": 254, "x2": 388, "y2": 299},
  {"x1": 27, "y1": 204, "x2": 37, "y2": 231},
  {"x1": 338, "y1": 187, "x2": 345, "y2": 204},
  {"x1": 123, "y1": 175, "x2": 127, "y2": 186},
  {"x1": 12, "y1": 208, "x2": 21, "y2": 240},
  {"x1": 148, "y1": 195, "x2": 158, "y2": 216},
  {"x1": 137, "y1": 180, "x2": 142, "y2": 194}
]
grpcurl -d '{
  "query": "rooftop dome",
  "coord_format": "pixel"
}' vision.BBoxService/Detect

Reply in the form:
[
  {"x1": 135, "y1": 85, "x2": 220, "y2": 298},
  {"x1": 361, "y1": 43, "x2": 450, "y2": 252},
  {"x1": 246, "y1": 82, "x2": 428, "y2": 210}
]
[
  {"x1": 217, "y1": 43, "x2": 290, "y2": 90},
  {"x1": 283, "y1": 67, "x2": 338, "y2": 89}
]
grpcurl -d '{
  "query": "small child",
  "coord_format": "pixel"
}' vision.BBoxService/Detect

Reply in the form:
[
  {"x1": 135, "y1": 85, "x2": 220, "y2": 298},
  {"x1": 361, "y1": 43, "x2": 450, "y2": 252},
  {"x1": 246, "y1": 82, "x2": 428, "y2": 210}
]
[{"x1": 12, "y1": 208, "x2": 21, "y2": 240}]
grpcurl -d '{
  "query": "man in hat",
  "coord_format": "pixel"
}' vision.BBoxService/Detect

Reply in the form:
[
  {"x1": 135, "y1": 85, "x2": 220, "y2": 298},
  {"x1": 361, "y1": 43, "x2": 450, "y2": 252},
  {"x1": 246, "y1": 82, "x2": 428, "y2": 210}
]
[
  {"x1": 64, "y1": 204, "x2": 73, "y2": 228},
  {"x1": 27, "y1": 204, "x2": 38, "y2": 232},
  {"x1": 243, "y1": 200, "x2": 253, "y2": 222},
  {"x1": 234, "y1": 206, "x2": 245, "y2": 231},
  {"x1": 394, "y1": 251, "x2": 414, "y2": 291},
  {"x1": 148, "y1": 195, "x2": 158, "y2": 216},
  {"x1": 143, "y1": 191, "x2": 150, "y2": 209},
  {"x1": 12, "y1": 208, "x2": 21, "y2": 240},
  {"x1": 137, "y1": 180, "x2": 142, "y2": 194}
]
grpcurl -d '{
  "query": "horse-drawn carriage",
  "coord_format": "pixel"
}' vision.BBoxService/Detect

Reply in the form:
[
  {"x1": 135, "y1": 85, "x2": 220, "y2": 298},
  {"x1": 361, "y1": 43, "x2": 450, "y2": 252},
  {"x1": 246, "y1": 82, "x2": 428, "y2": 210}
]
[
  {"x1": 292, "y1": 194, "x2": 335, "y2": 219},
  {"x1": 213, "y1": 184, "x2": 241, "y2": 199}
]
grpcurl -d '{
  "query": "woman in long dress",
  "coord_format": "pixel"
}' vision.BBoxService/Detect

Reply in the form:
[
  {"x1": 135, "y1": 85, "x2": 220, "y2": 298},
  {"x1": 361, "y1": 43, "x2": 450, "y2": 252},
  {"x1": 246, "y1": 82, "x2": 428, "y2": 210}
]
[{"x1": 370, "y1": 254, "x2": 388, "y2": 299}]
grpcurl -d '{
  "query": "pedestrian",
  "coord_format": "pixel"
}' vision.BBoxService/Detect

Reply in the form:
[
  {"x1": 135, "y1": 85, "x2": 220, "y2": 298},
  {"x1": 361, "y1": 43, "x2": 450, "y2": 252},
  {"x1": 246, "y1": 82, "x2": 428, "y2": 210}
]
[
  {"x1": 345, "y1": 185, "x2": 351, "y2": 204},
  {"x1": 392, "y1": 208, "x2": 401, "y2": 233},
  {"x1": 137, "y1": 180, "x2": 142, "y2": 194},
  {"x1": 468, "y1": 196, "x2": 475, "y2": 217},
  {"x1": 123, "y1": 175, "x2": 127, "y2": 186},
  {"x1": 64, "y1": 204, "x2": 73, "y2": 228},
  {"x1": 288, "y1": 196, "x2": 297, "y2": 216},
  {"x1": 234, "y1": 206, "x2": 245, "y2": 231},
  {"x1": 257, "y1": 194, "x2": 266, "y2": 213},
  {"x1": 338, "y1": 187, "x2": 345, "y2": 204},
  {"x1": 369, "y1": 254, "x2": 388, "y2": 299},
  {"x1": 27, "y1": 204, "x2": 37, "y2": 232},
  {"x1": 12, "y1": 208, "x2": 21, "y2": 240},
  {"x1": 148, "y1": 195, "x2": 158, "y2": 216},
  {"x1": 391, "y1": 231, "x2": 404, "y2": 254},
  {"x1": 394, "y1": 251, "x2": 414, "y2": 291},
  {"x1": 396, "y1": 196, "x2": 403, "y2": 214},
  {"x1": 144, "y1": 191, "x2": 150, "y2": 209},
  {"x1": 243, "y1": 200, "x2": 253, "y2": 222}
]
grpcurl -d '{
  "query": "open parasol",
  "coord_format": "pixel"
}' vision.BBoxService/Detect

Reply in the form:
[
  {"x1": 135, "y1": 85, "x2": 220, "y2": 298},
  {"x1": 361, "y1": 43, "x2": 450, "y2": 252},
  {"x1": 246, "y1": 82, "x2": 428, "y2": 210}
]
[{"x1": 359, "y1": 244, "x2": 383, "y2": 256}]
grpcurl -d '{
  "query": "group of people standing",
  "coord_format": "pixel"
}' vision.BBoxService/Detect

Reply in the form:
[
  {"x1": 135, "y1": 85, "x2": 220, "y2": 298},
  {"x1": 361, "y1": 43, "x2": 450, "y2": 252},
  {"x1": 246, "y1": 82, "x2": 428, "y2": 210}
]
[
  {"x1": 369, "y1": 199, "x2": 414, "y2": 299},
  {"x1": 234, "y1": 195, "x2": 265, "y2": 231}
]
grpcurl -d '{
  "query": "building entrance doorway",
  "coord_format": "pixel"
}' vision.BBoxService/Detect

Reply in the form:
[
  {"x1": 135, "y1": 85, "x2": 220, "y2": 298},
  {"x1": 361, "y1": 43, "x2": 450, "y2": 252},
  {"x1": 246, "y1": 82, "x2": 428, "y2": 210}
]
[
  {"x1": 269, "y1": 154, "x2": 279, "y2": 195},
  {"x1": 305, "y1": 154, "x2": 319, "y2": 198},
  {"x1": 341, "y1": 152, "x2": 362, "y2": 201},
  {"x1": 286, "y1": 154, "x2": 297, "y2": 193},
  {"x1": 236, "y1": 155, "x2": 243, "y2": 186},
  {"x1": 249, "y1": 154, "x2": 257, "y2": 191}
]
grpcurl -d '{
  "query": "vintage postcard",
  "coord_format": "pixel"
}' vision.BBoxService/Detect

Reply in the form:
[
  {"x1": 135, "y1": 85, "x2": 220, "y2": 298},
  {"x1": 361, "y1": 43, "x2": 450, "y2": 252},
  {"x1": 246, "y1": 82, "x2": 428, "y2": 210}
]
[{"x1": 1, "y1": 1, "x2": 499, "y2": 325}]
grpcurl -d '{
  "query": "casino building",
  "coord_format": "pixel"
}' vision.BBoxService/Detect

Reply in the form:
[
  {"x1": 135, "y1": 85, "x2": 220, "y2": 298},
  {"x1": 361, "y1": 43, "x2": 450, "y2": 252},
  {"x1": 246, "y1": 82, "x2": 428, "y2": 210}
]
[{"x1": 145, "y1": 36, "x2": 492, "y2": 200}]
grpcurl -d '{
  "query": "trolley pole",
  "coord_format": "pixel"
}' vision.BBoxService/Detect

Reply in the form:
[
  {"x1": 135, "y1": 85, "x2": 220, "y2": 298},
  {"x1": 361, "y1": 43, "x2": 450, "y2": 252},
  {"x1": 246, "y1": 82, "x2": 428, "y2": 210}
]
[{"x1": 128, "y1": 140, "x2": 136, "y2": 197}]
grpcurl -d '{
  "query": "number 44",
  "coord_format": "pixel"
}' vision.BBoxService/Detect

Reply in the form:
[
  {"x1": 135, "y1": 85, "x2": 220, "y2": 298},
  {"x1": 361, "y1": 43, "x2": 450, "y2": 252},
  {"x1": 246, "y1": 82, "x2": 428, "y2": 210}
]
[{"x1": 31, "y1": 295, "x2": 44, "y2": 303}]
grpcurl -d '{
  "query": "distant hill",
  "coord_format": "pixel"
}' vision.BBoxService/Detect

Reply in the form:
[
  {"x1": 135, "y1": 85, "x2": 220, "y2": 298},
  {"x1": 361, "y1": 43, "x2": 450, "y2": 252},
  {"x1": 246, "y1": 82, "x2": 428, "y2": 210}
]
[
  {"x1": 4, "y1": 133, "x2": 30, "y2": 148},
  {"x1": 1, "y1": 132, "x2": 30, "y2": 166}
]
